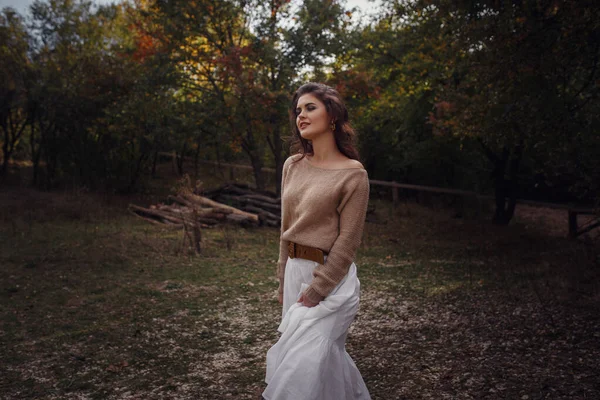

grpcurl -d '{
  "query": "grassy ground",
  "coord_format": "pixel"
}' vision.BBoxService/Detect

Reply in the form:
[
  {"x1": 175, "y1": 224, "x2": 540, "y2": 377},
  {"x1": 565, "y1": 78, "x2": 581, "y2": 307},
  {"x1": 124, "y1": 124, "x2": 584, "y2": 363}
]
[{"x1": 1, "y1": 164, "x2": 599, "y2": 399}]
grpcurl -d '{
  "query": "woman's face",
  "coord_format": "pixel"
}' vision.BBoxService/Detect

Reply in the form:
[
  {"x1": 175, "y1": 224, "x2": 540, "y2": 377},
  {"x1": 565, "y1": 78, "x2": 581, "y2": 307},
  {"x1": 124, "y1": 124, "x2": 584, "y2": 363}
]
[{"x1": 295, "y1": 93, "x2": 331, "y2": 141}]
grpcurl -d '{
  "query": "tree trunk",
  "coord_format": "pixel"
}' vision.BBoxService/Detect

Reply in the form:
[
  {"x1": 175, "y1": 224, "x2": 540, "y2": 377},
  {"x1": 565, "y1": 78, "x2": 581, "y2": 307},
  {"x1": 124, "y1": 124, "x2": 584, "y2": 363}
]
[
  {"x1": 176, "y1": 142, "x2": 187, "y2": 176},
  {"x1": 193, "y1": 143, "x2": 201, "y2": 183},
  {"x1": 0, "y1": 140, "x2": 8, "y2": 178},
  {"x1": 477, "y1": 138, "x2": 523, "y2": 226},
  {"x1": 504, "y1": 139, "x2": 524, "y2": 222},
  {"x1": 214, "y1": 140, "x2": 225, "y2": 179},
  {"x1": 239, "y1": 116, "x2": 265, "y2": 190},
  {"x1": 490, "y1": 143, "x2": 523, "y2": 225},
  {"x1": 128, "y1": 152, "x2": 148, "y2": 193},
  {"x1": 30, "y1": 121, "x2": 41, "y2": 187},
  {"x1": 0, "y1": 101, "x2": 24, "y2": 178},
  {"x1": 249, "y1": 154, "x2": 265, "y2": 191},
  {"x1": 151, "y1": 150, "x2": 158, "y2": 178},
  {"x1": 43, "y1": 129, "x2": 59, "y2": 189},
  {"x1": 268, "y1": 118, "x2": 283, "y2": 196},
  {"x1": 491, "y1": 147, "x2": 510, "y2": 224}
]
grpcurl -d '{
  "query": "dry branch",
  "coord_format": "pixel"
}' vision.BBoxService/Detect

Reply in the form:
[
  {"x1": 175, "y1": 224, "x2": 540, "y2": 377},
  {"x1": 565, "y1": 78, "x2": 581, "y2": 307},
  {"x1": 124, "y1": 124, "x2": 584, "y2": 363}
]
[
  {"x1": 244, "y1": 205, "x2": 281, "y2": 221},
  {"x1": 168, "y1": 194, "x2": 195, "y2": 208},
  {"x1": 181, "y1": 193, "x2": 259, "y2": 223},
  {"x1": 129, "y1": 204, "x2": 184, "y2": 225},
  {"x1": 241, "y1": 193, "x2": 280, "y2": 204},
  {"x1": 217, "y1": 194, "x2": 281, "y2": 213}
]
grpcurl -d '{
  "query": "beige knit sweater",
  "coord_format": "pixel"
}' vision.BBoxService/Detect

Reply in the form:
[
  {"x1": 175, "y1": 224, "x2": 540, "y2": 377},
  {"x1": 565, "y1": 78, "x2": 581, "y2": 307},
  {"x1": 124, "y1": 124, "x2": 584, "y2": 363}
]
[{"x1": 276, "y1": 153, "x2": 370, "y2": 304}]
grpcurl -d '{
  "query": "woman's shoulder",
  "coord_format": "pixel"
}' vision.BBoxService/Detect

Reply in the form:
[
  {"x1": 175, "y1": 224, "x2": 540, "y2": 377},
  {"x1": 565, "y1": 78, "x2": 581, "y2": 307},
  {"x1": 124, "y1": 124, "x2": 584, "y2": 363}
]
[
  {"x1": 283, "y1": 153, "x2": 303, "y2": 170},
  {"x1": 342, "y1": 159, "x2": 365, "y2": 170},
  {"x1": 288, "y1": 153, "x2": 304, "y2": 163}
]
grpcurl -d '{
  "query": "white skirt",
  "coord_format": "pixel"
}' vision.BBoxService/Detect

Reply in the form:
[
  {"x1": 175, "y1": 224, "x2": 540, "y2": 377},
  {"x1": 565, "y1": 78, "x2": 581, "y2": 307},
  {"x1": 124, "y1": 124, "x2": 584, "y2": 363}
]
[{"x1": 263, "y1": 255, "x2": 371, "y2": 400}]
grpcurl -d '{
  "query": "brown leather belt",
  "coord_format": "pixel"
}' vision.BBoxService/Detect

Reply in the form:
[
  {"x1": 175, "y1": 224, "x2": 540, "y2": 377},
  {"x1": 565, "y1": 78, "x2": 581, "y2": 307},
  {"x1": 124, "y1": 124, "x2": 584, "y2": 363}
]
[{"x1": 288, "y1": 241, "x2": 326, "y2": 264}]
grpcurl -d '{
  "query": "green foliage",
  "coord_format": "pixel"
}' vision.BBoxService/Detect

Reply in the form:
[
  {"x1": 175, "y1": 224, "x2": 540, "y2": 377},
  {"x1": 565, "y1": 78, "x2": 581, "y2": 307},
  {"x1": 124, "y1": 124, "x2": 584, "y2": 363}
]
[
  {"x1": 9, "y1": 0, "x2": 184, "y2": 191},
  {"x1": 334, "y1": 0, "x2": 600, "y2": 216},
  {"x1": 415, "y1": 0, "x2": 600, "y2": 204},
  {"x1": 1, "y1": 0, "x2": 598, "y2": 209}
]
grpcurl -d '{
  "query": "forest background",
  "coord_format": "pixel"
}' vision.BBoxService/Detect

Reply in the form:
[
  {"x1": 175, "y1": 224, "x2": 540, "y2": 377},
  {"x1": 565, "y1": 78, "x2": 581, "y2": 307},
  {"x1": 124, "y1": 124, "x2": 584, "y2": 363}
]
[{"x1": 2, "y1": 0, "x2": 599, "y2": 225}]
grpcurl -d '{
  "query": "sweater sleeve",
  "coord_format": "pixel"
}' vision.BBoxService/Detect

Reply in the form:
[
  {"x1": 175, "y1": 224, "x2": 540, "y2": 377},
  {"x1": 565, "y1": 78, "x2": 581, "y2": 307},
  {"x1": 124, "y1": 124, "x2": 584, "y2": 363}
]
[
  {"x1": 303, "y1": 170, "x2": 370, "y2": 303},
  {"x1": 276, "y1": 157, "x2": 292, "y2": 294}
]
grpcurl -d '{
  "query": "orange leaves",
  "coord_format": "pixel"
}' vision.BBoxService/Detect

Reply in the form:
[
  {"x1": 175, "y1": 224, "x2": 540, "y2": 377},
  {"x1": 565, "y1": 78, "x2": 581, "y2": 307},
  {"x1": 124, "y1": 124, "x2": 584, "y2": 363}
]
[
  {"x1": 132, "y1": 32, "x2": 159, "y2": 62},
  {"x1": 428, "y1": 101, "x2": 458, "y2": 136},
  {"x1": 228, "y1": 136, "x2": 243, "y2": 154},
  {"x1": 239, "y1": 45, "x2": 253, "y2": 58},
  {"x1": 127, "y1": 9, "x2": 166, "y2": 64},
  {"x1": 329, "y1": 69, "x2": 379, "y2": 101},
  {"x1": 435, "y1": 101, "x2": 455, "y2": 117},
  {"x1": 214, "y1": 49, "x2": 243, "y2": 77},
  {"x1": 213, "y1": 45, "x2": 255, "y2": 80}
]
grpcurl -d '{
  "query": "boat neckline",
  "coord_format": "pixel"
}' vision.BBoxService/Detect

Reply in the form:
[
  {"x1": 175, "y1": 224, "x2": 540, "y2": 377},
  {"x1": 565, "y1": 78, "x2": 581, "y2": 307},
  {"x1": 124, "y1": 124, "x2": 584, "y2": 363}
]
[{"x1": 302, "y1": 156, "x2": 365, "y2": 171}]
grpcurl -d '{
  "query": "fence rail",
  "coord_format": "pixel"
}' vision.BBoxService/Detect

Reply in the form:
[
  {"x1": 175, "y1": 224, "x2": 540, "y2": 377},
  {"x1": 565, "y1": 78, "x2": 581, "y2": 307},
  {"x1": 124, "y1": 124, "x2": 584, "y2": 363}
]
[{"x1": 371, "y1": 180, "x2": 596, "y2": 238}]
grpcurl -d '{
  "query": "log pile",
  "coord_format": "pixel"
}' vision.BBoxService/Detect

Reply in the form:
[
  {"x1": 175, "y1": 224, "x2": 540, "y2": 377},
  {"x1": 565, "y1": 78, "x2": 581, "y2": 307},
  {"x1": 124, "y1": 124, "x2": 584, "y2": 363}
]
[
  {"x1": 202, "y1": 183, "x2": 281, "y2": 227},
  {"x1": 129, "y1": 182, "x2": 379, "y2": 229},
  {"x1": 128, "y1": 183, "x2": 281, "y2": 229}
]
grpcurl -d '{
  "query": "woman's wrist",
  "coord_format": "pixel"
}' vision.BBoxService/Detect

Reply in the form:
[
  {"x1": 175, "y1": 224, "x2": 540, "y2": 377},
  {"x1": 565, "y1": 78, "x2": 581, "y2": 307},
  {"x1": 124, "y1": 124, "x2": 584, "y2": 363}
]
[{"x1": 303, "y1": 286, "x2": 325, "y2": 304}]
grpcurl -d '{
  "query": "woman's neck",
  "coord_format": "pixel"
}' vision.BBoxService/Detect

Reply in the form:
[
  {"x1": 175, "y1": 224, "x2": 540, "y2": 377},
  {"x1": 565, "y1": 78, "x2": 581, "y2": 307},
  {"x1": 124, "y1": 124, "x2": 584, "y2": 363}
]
[{"x1": 309, "y1": 132, "x2": 340, "y2": 162}]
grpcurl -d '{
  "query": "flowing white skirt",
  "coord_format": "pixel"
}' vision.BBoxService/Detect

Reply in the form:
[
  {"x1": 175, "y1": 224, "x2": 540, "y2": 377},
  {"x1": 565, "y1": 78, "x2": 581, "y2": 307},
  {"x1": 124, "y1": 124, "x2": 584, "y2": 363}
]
[{"x1": 263, "y1": 255, "x2": 371, "y2": 400}]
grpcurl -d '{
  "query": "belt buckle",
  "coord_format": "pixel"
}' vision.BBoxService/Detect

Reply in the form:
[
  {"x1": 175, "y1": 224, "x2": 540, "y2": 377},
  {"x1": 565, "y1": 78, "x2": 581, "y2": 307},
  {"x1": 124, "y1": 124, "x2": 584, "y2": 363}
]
[{"x1": 288, "y1": 242, "x2": 295, "y2": 258}]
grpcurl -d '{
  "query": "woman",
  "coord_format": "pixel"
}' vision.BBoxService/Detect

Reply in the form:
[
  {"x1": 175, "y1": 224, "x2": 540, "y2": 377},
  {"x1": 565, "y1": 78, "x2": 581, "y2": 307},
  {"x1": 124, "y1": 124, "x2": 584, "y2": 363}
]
[{"x1": 263, "y1": 83, "x2": 371, "y2": 400}]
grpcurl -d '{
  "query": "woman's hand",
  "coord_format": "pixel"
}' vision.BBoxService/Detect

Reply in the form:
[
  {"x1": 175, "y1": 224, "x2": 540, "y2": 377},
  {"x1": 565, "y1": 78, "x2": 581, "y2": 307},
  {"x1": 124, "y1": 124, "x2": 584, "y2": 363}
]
[{"x1": 297, "y1": 293, "x2": 320, "y2": 308}]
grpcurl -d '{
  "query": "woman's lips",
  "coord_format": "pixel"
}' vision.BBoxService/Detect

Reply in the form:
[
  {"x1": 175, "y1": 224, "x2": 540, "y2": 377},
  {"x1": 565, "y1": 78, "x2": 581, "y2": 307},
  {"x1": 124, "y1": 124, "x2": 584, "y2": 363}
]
[{"x1": 299, "y1": 123, "x2": 310, "y2": 130}]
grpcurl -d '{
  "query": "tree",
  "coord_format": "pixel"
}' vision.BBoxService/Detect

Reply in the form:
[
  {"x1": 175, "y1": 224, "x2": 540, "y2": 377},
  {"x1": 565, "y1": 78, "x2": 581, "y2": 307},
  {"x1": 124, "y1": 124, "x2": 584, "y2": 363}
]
[
  {"x1": 0, "y1": 8, "x2": 32, "y2": 178},
  {"x1": 28, "y1": 0, "x2": 121, "y2": 187},
  {"x1": 393, "y1": 0, "x2": 600, "y2": 223},
  {"x1": 23, "y1": 0, "x2": 180, "y2": 191},
  {"x1": 148, "y1": 0, "x2": 352, "y2": 193},
  {"x1": 330, "y1": 3, "x2": 488, "y2": 196}
]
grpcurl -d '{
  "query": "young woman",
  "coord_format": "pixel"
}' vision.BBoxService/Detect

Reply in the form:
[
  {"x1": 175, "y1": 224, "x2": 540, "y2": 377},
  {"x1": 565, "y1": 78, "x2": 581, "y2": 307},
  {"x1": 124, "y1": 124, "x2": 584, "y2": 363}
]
[{"x1": 262, "y1": 83, "x2": 371, "y2": 400}]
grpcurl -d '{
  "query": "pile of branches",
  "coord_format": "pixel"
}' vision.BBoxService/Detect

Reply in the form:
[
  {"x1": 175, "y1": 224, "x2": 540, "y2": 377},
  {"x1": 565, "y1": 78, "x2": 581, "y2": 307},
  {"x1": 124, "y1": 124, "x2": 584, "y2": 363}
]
[
  {"x1": 203, "y1": 183, "x2": 281, "y2": 227},
  {"x1": 128, "y1": 183, "x2": 281, "y2": 229}
]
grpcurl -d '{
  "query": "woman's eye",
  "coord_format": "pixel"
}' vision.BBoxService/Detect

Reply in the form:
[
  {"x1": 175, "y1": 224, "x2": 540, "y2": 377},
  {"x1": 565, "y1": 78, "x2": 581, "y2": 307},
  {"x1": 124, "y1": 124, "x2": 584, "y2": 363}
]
[{"x1": 296, "y1": 105, "x2": 315, "y2": 115}]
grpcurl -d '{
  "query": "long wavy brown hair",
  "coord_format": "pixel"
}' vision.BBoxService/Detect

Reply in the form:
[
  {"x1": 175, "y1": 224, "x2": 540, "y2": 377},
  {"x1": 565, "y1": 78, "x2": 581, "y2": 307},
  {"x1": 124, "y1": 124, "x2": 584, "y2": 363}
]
[{"x1": 288, "y1": 82, "x2": 360, "y2": 163}]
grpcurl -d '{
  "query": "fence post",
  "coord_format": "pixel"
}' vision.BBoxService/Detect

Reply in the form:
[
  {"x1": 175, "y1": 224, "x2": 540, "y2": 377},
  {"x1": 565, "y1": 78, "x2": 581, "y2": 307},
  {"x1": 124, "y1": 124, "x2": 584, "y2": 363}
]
[{"x1": 392, "y1": 182, "x2": 399, "y2": 209}]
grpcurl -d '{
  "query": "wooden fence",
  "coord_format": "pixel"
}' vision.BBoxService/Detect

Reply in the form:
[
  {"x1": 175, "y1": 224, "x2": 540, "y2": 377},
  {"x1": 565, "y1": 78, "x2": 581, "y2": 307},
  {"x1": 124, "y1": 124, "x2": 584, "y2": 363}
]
[
  {"x1": 370, "y1": 180, "x2": 597, "y2": 238},
  {"x1": 163, "y1": 153, "x2": 598, "y2": 238}
]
